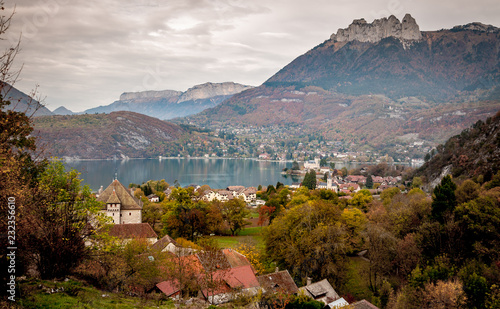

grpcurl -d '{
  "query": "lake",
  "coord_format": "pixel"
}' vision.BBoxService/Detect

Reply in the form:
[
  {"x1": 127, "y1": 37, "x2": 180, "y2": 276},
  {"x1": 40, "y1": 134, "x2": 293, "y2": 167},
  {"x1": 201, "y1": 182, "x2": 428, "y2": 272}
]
[
  {"x1": 64, "y1": 158, "x2": 301, "y2": 191},
  {"x1": 64, "y1": 158, "x2": 376, "y2": 191}
]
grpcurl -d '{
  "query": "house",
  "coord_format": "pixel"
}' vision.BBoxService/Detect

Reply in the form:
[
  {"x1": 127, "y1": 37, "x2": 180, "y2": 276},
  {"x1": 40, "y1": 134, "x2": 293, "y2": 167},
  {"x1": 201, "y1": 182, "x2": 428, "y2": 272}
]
[
  {"x1": 156, "y1": 254, "x2": 205, "y2": 299},
  {"x1": 259, "y1": 153, "x2": 271, "y2": 160},
  {"x1": 201, "y1": 190, "x2": 218, "y2": 202},
  {"x1": 338, "y1": 183, "x2": 360, "y2": 193},
  {"x1": 289, "y1": 182, "x2": 301, "y2": 189},
  {"x1": 215, "y1": 190, "x2": 233, "y2": 202},
  {"x1": 350, "y1": 299, "x2": 380, "y2": 309},
  {"x1": 164, "y1": 187, "x2": 172, "y2": 198},
  {"x1": 108, "y1": 223, "x2": 158, "y2": 244},
  {"x1": 326, "y1": 297, "x2": 350, "y2": 308},
  {"x1": 147, "y1": 194, "x2": 160, "y2": 202},
  {"x1": 238, "y1": 187, "x2": 257, "y2": 203},
  {"x1": 227, "y1": 186, "x2": 245, "y2": 194},
  {"x1": 345, "y1": 175, "x2": 367, "y2": 185},
  {"x1": 257, "y1": 270, "x2": 298, "y2": 295},
  {"x1": 97, "y1": 179, "x2": 143, "y2": 224},
  {"x1": 201, "y1": 265, "x2": 260, "y2": 305},
  {"x1": 156, "y1": 248, "x2": 260, "y2": 304},
  {"x1": 298, "y1": 279, "x2": 341, "y2": 305},
  {"x1": 150, "y1": 234, "x2": 196, "y2": 256}
]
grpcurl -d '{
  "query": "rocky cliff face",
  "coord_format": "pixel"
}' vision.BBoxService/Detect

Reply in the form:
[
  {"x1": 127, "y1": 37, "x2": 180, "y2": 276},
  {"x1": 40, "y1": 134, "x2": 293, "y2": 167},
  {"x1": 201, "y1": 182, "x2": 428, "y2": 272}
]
[
  {"x1": 84, "y1": 82, "x2": 253, "y2": 120},
  {"x1": 119, "y1": 89, "x2": 182, "y2": 101},
  {"x1": 178, "y1": 82, "x2": 253, "y2": 103},
  {"x1": 330, "y1": 13, "x2": 422, "y2": 43}
]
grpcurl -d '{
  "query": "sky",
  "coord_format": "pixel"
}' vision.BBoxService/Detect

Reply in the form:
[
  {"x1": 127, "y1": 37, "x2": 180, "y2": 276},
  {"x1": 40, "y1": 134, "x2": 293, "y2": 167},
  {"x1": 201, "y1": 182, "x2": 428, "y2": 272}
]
[{"x1": 2, "y1": 0, "x2": 500, "y2": 112}]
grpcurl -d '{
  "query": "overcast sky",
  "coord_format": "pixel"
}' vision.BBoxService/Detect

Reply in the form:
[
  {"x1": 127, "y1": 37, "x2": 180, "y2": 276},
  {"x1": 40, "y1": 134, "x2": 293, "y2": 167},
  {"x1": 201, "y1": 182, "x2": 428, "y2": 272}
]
[{"x1": 2, "y1": 0, "x2": 499, "y2": 112}]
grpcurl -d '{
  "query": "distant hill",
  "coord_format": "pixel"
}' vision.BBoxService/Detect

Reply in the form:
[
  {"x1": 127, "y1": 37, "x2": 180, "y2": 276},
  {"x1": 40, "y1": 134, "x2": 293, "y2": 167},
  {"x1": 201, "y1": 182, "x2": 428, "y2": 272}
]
[
  {"x1": 416, "y1": 110, "x2": 500, "y2": 187},
  {"x1": 1, "y1": 83, "x2": 53, "y2": 117},
  {"x1": 84, "y1": 82, "x2": 253, "y2": 120},
  {"x1": 33, "y1": 111, "x2": 211, "y2": 159},
  {"x1": 52, "y1": 106, "x2": 74, "y2": 115},
  {"x1": 185, "y1": 15, "x2": 500, "y2": 151}
]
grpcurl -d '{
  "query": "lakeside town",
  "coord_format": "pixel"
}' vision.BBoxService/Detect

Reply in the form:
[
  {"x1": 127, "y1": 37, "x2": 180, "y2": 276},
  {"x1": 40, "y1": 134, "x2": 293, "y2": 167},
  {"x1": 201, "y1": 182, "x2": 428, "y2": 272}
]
[{"x1": 86, "y1": 158, "x2": 410, "y2": 308}]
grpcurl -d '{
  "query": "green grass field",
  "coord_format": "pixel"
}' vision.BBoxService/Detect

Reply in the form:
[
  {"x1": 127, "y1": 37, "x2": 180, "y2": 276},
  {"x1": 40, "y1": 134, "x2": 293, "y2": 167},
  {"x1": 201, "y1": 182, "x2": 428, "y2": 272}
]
[
  {"x1": 212, "y1": 226, "x2": 266, "y2": 249},
  {"x1": 18, "y1": 279, "x2": 175, "y2": 309}
]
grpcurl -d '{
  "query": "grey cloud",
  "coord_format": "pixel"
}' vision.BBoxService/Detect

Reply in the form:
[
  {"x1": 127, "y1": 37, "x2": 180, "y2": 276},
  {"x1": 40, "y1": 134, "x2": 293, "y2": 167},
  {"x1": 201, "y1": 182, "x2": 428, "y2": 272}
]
[{"x1": 2, "y1": 0, "x2": 499, "y2": 112}]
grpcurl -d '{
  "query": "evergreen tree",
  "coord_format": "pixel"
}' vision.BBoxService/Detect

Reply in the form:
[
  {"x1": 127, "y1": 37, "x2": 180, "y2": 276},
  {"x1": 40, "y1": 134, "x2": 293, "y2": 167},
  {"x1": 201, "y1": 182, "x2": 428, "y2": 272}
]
[
  {"x1": 431, "y1": 175, "x2": 457, "y2": 223},
  {"x1": 303, "y1": 170, "x2": 317, "y2": 190},
  {"x1": 366, "y1": 175, "x2": 374, "y2": 189}
]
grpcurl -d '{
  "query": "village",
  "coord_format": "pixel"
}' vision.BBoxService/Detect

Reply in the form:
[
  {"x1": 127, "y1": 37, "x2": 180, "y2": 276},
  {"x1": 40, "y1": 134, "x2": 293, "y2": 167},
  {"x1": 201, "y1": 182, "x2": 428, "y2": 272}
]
[{"x1": 91, "y1": 159, "x2": 406, "y2": 308}]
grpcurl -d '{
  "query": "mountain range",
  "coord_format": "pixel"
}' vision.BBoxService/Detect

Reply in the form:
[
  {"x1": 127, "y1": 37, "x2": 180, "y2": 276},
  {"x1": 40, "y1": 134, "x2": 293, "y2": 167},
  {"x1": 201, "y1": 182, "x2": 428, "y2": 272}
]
[
  {"x1": 184, "y1": 14, "x2": 500, "y2": 150},
  {"x1": 27, "y1": 14, "x2": 500, "y2": 159},
  {"x1": 83, "y1": 82, "x2": 252, "y2": 120}
]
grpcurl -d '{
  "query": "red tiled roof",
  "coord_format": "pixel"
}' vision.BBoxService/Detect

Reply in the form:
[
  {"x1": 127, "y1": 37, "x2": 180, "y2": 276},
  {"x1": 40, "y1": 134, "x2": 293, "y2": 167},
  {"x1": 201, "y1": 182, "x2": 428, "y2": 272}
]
[
  {"x1": 223, "y1": 249, "x2": 252, "y2": 269},
  {"x1": 108, "y1": 223, "x2": 157, "y2": 239},
  {"x1": 156, "y1": 280, "x2": 180, "y2": 297},
  {"x1": 201, "y1": 265, "x2": 259, "y2": 297}
]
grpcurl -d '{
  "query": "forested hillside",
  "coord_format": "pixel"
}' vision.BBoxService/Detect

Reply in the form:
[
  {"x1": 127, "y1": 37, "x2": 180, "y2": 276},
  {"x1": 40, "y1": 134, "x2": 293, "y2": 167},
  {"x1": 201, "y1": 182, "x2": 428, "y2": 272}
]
[{"x1": 416, "y1": 110, "x2": 500, "y2": 186}]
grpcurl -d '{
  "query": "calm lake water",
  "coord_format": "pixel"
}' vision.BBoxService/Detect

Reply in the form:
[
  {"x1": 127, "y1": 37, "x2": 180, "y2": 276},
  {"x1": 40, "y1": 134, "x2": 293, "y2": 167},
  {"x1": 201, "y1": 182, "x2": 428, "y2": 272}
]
[
  {"x1": 64, "y1": 158, "x2": 371, "y2": 191},
  {"x1": 64, "y1": 158, "x2": 303, "y2": 191}
]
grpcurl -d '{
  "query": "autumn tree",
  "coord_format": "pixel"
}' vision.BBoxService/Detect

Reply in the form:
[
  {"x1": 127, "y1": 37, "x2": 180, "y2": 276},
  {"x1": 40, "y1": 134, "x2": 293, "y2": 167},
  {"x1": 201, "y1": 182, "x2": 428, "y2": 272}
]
[
  {"x1": 24, "y1": 160, "x2": 108, "y2": 279},
  {"x1": 264, "y1": 199, "x2": 347, "y2": 287},
  {"x1": 221, "y1": 197, "x2": 250, "y2": 235}
]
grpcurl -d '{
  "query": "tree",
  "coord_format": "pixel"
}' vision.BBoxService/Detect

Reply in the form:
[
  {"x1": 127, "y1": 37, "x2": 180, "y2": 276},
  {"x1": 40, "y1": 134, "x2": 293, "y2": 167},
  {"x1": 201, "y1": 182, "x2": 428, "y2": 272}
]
[
  {"x1": 292, "y1": 161, "x2": 300, "y2": 170},
  {"x1": 320, "y1": 158, "x2": 328, "y2": 167},
  {"x1": 366, "y1": 175, "x2": 374, "y2": 189},
  {"x1": 24, "y1": 160, "x2": 108, "y2": 279},
  {"x1": 432, "y1": 175, "x2": 457, "y2": 223},
  {"x1": 349, "y1": 189, "x2": 373, "y2": 212},
  {"x1": 412, "y1": 176, "x2": 423, "y2": 189},
  {"x1": 264, "y1": 200, "x2": 347, "y2": 287},
  {"x1": 302, "y1": 170, "x2": 317, "y2": 190},
  {"x1": 221, "y1": 198, "x2": 250, "y2": 235}
]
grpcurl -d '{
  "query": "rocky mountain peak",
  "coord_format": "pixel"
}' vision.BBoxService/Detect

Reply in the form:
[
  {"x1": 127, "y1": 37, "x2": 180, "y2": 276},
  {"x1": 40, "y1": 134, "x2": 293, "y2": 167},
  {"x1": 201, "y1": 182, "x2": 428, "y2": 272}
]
[
  {"x1": 330, "y1": 13, "x2": 422, "y2": 43},
  {"x1": 119, "y1": 89, "x2": 182, "y2": 101},
  {"x1": 178, "y1": 82, "x2": 253, "y2": 103}
]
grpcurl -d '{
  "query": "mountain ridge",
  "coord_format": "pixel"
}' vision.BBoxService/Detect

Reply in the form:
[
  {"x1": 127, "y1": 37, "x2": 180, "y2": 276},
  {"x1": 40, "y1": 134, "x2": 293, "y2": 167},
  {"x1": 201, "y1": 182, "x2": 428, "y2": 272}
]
[
  {"x1": 184, "y1": 15, "x2": 500, "y2": 155},
  {"x1": 84, "y1": 82, "x2": 253, "y2": 120}
]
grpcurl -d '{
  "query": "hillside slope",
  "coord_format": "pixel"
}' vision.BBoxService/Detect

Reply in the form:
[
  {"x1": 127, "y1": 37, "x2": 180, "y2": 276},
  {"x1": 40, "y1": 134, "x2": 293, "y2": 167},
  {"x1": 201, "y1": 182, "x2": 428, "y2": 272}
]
[
  {"x1": 34, "y1": 111, "x2": 209, "y2": 159},
  {"x1": 416, "y1": 110, "x2": 500, "y2": 186}
]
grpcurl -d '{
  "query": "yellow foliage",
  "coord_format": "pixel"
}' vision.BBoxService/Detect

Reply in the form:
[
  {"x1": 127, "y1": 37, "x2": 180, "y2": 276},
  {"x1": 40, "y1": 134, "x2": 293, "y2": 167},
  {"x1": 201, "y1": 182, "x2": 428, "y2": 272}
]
[
  {"x1": 235, "y1": 243, "x2": 266, "y2": 275},
  {"x1": 175, "y1": 237, "x2": 202, "y2": 250}
]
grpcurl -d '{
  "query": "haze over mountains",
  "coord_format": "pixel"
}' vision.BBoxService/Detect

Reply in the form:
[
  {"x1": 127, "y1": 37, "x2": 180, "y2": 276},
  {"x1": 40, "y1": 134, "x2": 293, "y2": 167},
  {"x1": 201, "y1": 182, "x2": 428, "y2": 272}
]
[{"x1": 83, "y1": 82, "x2": 253, "y2": 120}]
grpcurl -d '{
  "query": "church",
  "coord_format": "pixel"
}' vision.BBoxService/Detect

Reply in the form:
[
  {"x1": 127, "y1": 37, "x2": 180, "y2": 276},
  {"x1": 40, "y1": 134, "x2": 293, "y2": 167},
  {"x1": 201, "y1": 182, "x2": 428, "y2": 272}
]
[{"x1": 97, "y1": 179, "x2": 143, "y2": 224}]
